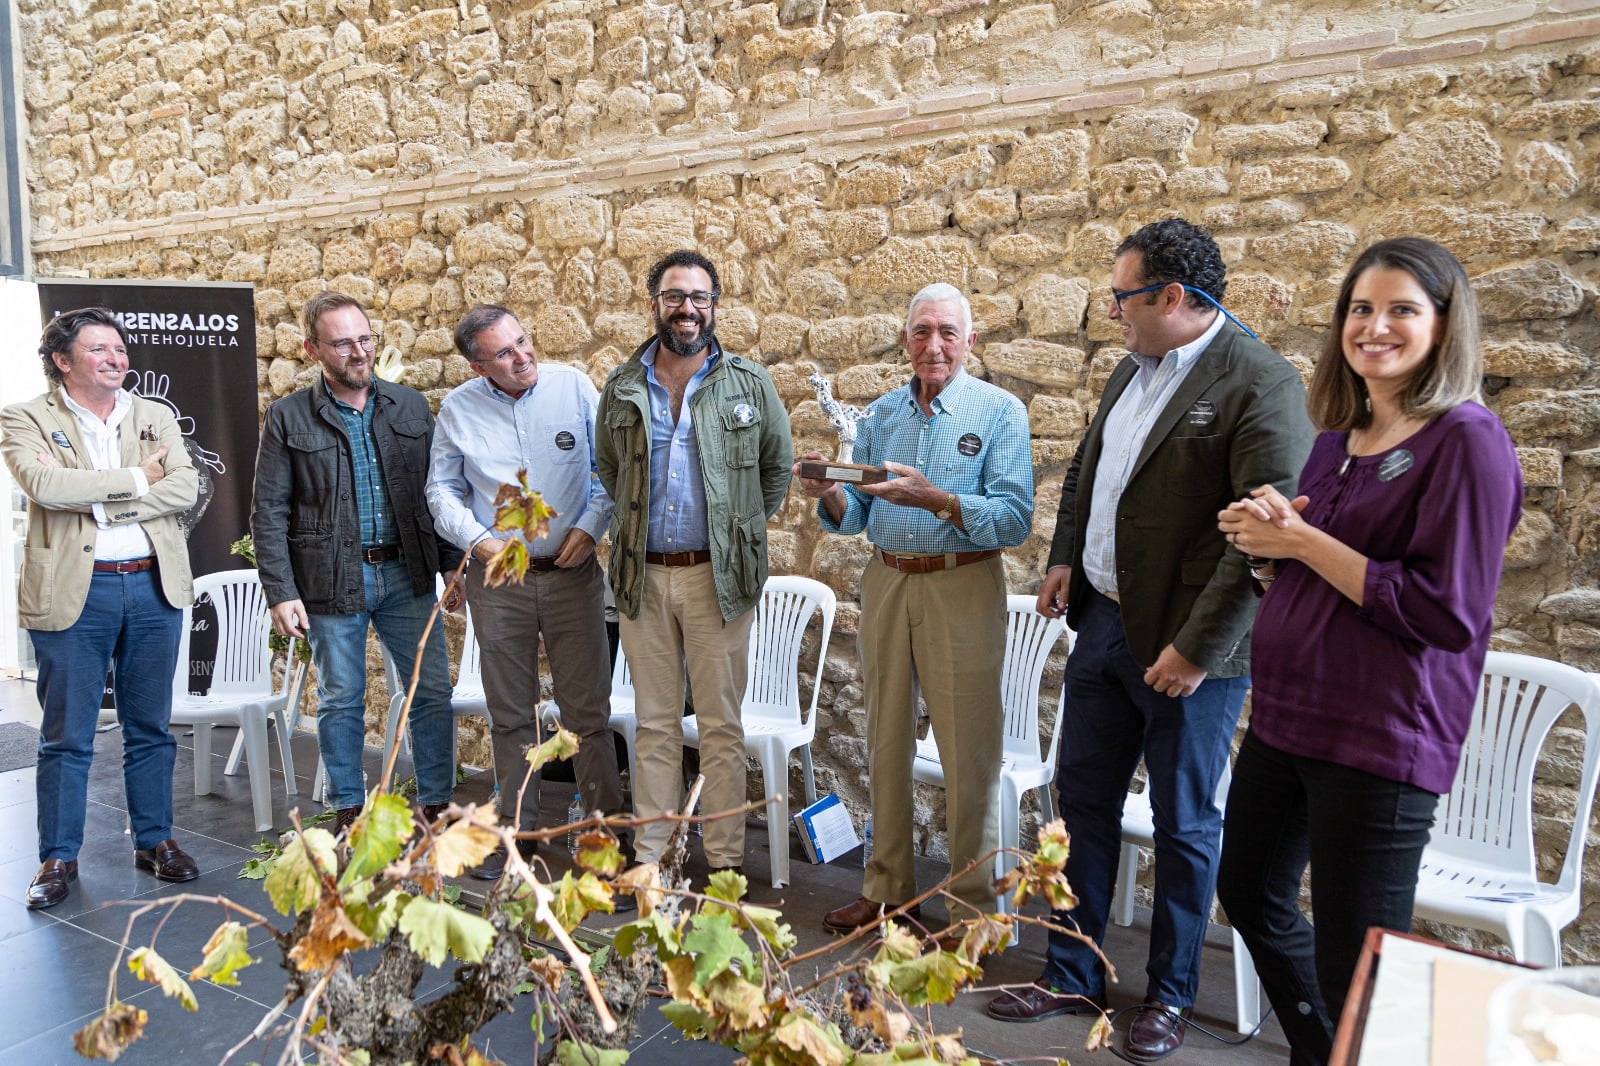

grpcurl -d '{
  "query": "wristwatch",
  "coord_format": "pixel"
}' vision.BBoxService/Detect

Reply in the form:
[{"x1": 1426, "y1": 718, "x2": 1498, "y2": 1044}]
[{"x1": 934, "y1": 493, "x2": 957, "y2": 522}]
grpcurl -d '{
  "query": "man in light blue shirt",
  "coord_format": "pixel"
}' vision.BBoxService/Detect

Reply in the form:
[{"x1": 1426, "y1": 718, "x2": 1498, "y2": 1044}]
[
  {"x1": 795, "y1": 282, "x2": 1033, "y2": 937},
  {"x1": 428, "y1": 304, "x2": 620, "y2": 881}
]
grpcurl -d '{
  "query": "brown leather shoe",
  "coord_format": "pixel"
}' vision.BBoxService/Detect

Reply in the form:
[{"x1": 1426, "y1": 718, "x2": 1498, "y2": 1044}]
[
  {"x1": 334, "y1": 806, "x2": 360, "y2": 834},
  {"x1": 986, "y1": 982, "x2": 1107, "y2": 1022},
  {"x1": 26, "y1": 859, "x2": 77, "y2": 910},
  {"x1": 1124, "y1": 1000, "x2": 1193, "y2": 1062},
  {"x1": 133, "y1": 839, "x2": 199, "y2": 883},
  {"x1": 822, "y1": 896, "x2": 921, "y2": 934}
]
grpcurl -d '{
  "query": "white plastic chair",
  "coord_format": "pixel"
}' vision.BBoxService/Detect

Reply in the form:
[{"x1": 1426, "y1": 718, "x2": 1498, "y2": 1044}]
[
  {"x1": 1412, "y1": 651, "x2": 1600, "y2": 966},
  {"x1": 911, "y1": 595, "x2": 1070, "y2": 914},
  {"x1": 166, "y1": 569, "x2": 297, "y2": 833},
  {"x1": 1115, "y1": 762, "x2": 1262, "y2": 1033},
  {"x1": 223, "y1": 637, "x2": 309, "y2": 781},
  {"x1": 682, "y1": 575, "x2": 836, "y2": 888}
]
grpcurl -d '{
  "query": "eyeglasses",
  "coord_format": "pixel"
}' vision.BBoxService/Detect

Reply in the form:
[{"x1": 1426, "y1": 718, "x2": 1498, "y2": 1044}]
[
  {"x1": 1110, "y1": 282, "x2": 1171, "y2": 309},
  {"x1": 654, "y1": 289, "x2": 717, "y2": 309},
  {"x1": 476, "y1": 335, "x2": 533, "y2": 363},
  {"x1": 317, "y1": 334, "x2": 379, "y2": 357}
]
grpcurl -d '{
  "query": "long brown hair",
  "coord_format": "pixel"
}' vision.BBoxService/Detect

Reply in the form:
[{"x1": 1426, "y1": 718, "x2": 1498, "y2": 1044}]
[{"x1": 1307, "y1": 237, "x2": 1482, "y2": 431}]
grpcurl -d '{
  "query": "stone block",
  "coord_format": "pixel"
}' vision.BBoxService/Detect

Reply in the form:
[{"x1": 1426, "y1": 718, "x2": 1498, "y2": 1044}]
[
  {"x1": 403, "y1": 239, "x2": 445, "y2": 277},
  {"x1": 816, "y1": 209, "x2": 889, "y2": 257},
  {"x1": 1483, "y1": 342, "x2": 1588, "y2": 379},
  {"x1": 370, "y1": 9, "x2": 460, "y2": 56},
  {"x1": 615, "y1": 200, "x2": 696, "y2": 261},
  {"x1": 1364, "y1": 119, "x2": 1502, "y2": 197},
  {"x1": 848, "y1": 237, "x2": 975, "y2": 294},
  {"x1": 264, "y1": 238, "x2": 322, "y2": 286},
  {"x1": 837, "y1": 162, "x2": 907, "y2": 206},
  {"x1": 759, "y1": 313, "x2": 809, "y2": 359},
  {"x1": 1166, "y1": 167, "x2": 1230, "y2": 199},
  {"x1": 810, "y1": 317, "x2": 863, "y2": 362},
  {"x1": 893, "y1": 201, "x2": 949, "y2": 233},
  {"x1": 836, "y1": 362, "x2": 907, "y2": 402},
  {"x1": 1213, "y1": 119, "x2": 1328, "y2": 156},
  {"x1": 1091, "y1": 158, "x2": 1167, "y2": 211},
  {"x1": 455, "y1": 222, "x2": 529, "y2": 267},
  {"x1": 535, "y1": 196, "x2": 608, "y2": 249},
  {"x1": 1502, "y1": 100, "x2": 1600, "y2": 132},
  {"x1": 909, "y1": 148, "x2": 996, "y2": 191},
  {"x1": 429, "y1": 276, "x2": 464, "y2": 315},
  {"x1": 321, "y1": 238, "x2": 371, "y2": 276},
  {"x1": 1201, "y1": 199, "x2": 1306, "y2": 231},
  {"x1": 1517, "y1": 448, "x2": 1564, "y2": 490},
  {"x1": 952, "y1": 190, "x2": 1019, "y2": 235},
  {"x1": 1514, "y1": 142, "x2": 1581, "y2": 198},
  {"x1": 371, "y1": 213, "x2": 421, "y2": 240},
  {"x1": 1368, "y1": 205, "x2": 1545, "y2": 268},
  {"x1": 970, "y1": 293, "x2": 1019, "y2": 335},
  {"x1": 469, "y1": 82, "x2": 529, "y2": 143},
  {"x1": 222, "y1": 251, "x2": 266, "y2": 282},
  {"x1": 462, "y1": 267, "x2": 508, "y2": 307},
  {"x1": 1028, "y1": 394, "x2": 1085, "y2": 436},
  {"x1": 533, "y1": 304, "x2": 592, "y2": 355},
  {"x1": 389, "y1": 279, "x2": 432, "y2": 313},
  {"x1": 1102, "y1": 108, "x2": 1199, "y2": 159},
  {"x1": 1237, "y1": 157, "x2": 1351, "y2": 199},
  {"x1": 716, "y1": 306, "x2": 758, "y2": 352},
  {"x1": 1538, "y1": 590, "x2": 1600, "y2": 624},
  {"x1": 982, "y1": 339, "x2": 1085, "y2": 388},
  {"x1": 1476, "y1": 261, "x2": 1585, "y2": 322},
  {"x1": 786, "y1": 267, "x2": 850, "y2": 314},
  {"x1": 989, "y1": 233, "x2": 1060, "y2": 266},
  {"x1": 1020, "y1": 274, "x2": 1091, "y2": 338},
  {"x1": 1225, "y1": 274, "x2": 1294, "y2": 337},
  {"x1": 1501, "y1": 391, "x2": 1600, "y2": 439},
  {"x1": 812, "y1": 533, "x2": 875, "y2": 592},
  {"x1": 1004, "y1": 130, "x2": 1090, "y2": 188},
  {"x1": 1251, "y1": 222, "x2": 1357, "y2": 271}
]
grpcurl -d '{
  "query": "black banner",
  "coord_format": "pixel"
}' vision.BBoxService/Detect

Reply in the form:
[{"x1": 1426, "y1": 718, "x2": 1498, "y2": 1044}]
[{"x1": 35, "y1": 280, "x2": 258, "y2": 695}]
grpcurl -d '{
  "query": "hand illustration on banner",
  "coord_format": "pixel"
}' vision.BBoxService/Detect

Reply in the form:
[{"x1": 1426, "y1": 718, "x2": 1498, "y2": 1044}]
[{"x1": 128, "y1": 370, "x2": 226, "y2": 540}]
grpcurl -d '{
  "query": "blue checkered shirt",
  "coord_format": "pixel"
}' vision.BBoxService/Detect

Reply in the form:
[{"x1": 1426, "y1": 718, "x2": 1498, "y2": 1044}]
[
  {"x1": 329, "y1": 383, "x2": 400, "y2": 549},
  {"x1": 818, "y1": 369, "x2": 1033, "y2": 551}
]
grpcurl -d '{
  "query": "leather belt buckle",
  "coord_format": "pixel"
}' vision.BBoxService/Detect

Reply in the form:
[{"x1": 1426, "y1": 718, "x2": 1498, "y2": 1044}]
[
  {"x1": 646, "y1": 549, "x2": 710, "y2": 567},
  {"x1": 92, "y1": 556, "x2": 156, "y2": 574},
  {"x1": 361, "y1": 544, "x2": 402, "y2": 564},
  {"x1": 525, "y1": 555, "x2": 561, "y2": 572}
]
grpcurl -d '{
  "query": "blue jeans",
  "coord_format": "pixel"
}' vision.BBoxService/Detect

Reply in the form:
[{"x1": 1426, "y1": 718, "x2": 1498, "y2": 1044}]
[
  {"x1": 306, "y1": 559, "x2": 454, "y2": 809},
  {"x1": 1044, "y1": 589, "x2": 1250, "y2": 1006},
  {"x1": 1217, "y1": 729, "x2": 1438, "y2": 1066},
  {"x1": 32, "y1": 569, "x2": 183, "y2": 861}
]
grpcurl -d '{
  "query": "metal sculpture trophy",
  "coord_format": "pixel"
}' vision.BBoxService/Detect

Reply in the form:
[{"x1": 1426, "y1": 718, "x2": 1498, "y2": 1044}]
[{"x1": 798, "y1": 372, "x2": 888, "y2": 484}]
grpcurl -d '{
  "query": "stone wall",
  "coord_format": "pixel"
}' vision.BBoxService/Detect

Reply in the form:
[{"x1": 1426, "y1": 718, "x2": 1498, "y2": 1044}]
[{"x1": 16, "y1": 0, "x2": 1600, "y2": 960}]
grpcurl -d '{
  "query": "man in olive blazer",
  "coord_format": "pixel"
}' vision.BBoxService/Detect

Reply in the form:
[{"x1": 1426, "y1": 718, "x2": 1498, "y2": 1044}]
[
  {"x1": 988, "y1": 220, "x2": 1314, "y2": 1063},
  {"x1": 2, "y1": 308, "x2": 199, "y2": 911}
]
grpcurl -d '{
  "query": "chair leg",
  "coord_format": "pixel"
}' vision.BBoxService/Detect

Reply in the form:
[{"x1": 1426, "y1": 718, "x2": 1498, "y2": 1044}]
[
  {"x1": 313, "y1": 757, "x2": 328, "y2": 805},
  {"x1": 800, "y1": 744, "x2": 817, "y2": 807},
  {"x1": 192, "y1": 723, "x2": 214, "y2": 795},
  {"x1": 758, "y1": 741, "x2": 790, "y2": 888},
  {"x1": 223, "y1": 729, "x2": 246, "y2": 777},
  {"x1": 1232, "y1": 927, "x2": 1262, "y2": 1034},
  {"x1": 995, "y1": 778, "x2": 1021, "y2": 917},
  {"x1": 1112, "y1": 843, "x2": 1138, "y2": 927},
  {"x1": 242, "y1": 712, "x2": 273, "y2": 833},
  {"x1": 273, "y1": 704, "x2": 298, "y2": 796},
  {"x1": 1518, "y1": 915, "x2": 1563, "y2": 968}
]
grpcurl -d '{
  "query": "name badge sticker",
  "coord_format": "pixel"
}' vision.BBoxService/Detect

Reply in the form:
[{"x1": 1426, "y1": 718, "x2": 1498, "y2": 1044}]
[
  {"x1": 956, "y1": 433, "x2": 982, "y2": 456},
  {"x1": 1187, "y1": 399, "x2": 1217, "y2": 428},
  {"x1": 51, "y1": 431, "x2": 72, "y2": 448},
  {"x1": 554, "y1": 430, "x2": 576, "y2": 451},
  {"x1": 1377, "y1": 449, "x2": 1414, "y2": 482}
]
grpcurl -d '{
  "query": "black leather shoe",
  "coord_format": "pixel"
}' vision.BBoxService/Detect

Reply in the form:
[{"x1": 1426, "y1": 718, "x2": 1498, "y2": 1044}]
[
  {"x1": 986, "y1": 983, "x2": 1106, "y2": 1021},
  {"x1": 468, "y1": 838, "x2": 538, "y2": 881},
  {"x1": 26, "y1": 859, "x2": 77, "y2": 910},
  {"x1": 334, "y1": 806, "x2": 361, "y2": 834},
  {"x1": 1124, "y1": 1000, "x2": 1193, "y2": 1062},
  {"x1": 133, "y1": 839, "x2": 199, "y2": 883},
  {"x1": 822, "y1": 896, "x2": 921, "y2": 934}
]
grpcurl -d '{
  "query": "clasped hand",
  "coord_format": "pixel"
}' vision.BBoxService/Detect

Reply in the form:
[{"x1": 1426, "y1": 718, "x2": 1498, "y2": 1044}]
[{"x1": 1217, "y1": 484, "x2": 1310, "y2": 561}]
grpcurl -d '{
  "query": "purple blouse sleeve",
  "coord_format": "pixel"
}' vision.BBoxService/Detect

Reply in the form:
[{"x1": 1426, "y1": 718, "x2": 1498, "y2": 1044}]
[{"x1": 1358, "y1": 412, "x2": 1522, "y2": 652}]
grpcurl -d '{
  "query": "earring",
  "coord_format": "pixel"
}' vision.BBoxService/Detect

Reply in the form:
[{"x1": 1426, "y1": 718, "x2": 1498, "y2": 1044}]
[{"x1": 1363, "y1": 393, "x2": 1371, "y2": 414}]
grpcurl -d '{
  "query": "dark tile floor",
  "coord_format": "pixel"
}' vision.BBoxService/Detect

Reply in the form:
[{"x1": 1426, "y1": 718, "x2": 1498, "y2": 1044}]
[{"x1": 0, "y1": 677, "x2": 1292, "y2": 1065}]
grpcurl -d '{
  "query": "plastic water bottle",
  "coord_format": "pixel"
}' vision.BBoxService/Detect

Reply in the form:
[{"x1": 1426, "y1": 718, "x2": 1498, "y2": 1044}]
[
  {"x1": 861, "y1": 816, "x2": 874, "y2": 869},
  {"x1": 566, "y1": 793, "x2": 584, "y2": 857}
]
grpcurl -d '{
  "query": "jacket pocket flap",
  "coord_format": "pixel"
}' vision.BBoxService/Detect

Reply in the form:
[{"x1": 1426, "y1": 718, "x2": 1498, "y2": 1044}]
[
  {"x1": 286, "y1": 432, "x2": 334, "y2": 452},
  {"x1": 389, "y1": 418, "x2": 430, "y2": 438}
]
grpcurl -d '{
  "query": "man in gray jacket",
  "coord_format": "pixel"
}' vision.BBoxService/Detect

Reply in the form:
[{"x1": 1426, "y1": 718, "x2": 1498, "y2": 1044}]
[
  {"x1": 596, "y1": 249, "x2": 792, "y2": 875},
  {"x1": 251, "y1": 292, "x2": 463, "y2": 832}
]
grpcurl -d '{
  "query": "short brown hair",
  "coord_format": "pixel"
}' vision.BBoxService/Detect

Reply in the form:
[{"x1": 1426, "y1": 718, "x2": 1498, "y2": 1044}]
[
  {"x1": 1307, "y1": 238, "x2": 1482, "y2": 431},
  {"x1": 453, "y1": 304, "x2": 516, "y2": 360},
  {"x1": 301, "y1": 291, "x2": 367, "y2": 343},
  {"x1": 38, "y1": 307, "x2": 128, "y2": 386}
]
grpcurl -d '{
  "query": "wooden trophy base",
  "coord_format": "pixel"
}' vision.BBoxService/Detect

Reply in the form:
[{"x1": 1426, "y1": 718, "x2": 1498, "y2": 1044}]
[{"x1": 798, "y1": 459, "x2": 890, "y2": 485}]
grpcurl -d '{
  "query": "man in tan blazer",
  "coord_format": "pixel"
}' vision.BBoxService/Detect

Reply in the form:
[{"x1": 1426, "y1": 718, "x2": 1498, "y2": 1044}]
[{"x1": 1, "y1": 307, "x2": 199, "y2": 910}]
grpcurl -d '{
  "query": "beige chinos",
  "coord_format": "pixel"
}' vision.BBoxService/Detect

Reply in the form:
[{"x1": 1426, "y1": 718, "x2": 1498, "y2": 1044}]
[{"x1": 860, "y1": 553, "x2": 1006, "y2": 916}]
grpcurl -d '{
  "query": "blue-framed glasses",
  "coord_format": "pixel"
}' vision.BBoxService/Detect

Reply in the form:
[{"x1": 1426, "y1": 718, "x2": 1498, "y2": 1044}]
[{"x1": 1109, "y1": 281, "x2": 1259, "y2": 339}]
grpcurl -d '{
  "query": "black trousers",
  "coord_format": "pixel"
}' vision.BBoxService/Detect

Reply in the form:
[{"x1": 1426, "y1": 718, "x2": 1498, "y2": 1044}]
[{"x1": 1216, "y1": 729, "x2": 1439, "y2": 1066}]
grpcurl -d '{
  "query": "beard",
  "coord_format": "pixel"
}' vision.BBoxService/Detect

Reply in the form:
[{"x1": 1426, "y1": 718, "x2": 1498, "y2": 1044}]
[
  {"x1": 653, "y1": 306, "x2": 716, "y2": 359},
  {"x1": 322, "y1": 359, "x2": 372, "y2": 393}
]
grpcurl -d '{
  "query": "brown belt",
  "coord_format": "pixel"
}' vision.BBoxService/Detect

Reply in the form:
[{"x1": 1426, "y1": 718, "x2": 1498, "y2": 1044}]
[
  {"x1": 874, "y1": 547, "x2": 1001, "y2": 574},
  {"x1": 92, "y1": 556, "x2": 155, "y2": 574},
  {"x1": 645, "y1": 549, "x2": 711, "y2": 567},
  {"x1": 525, "y1": 555, "x2": 561, "y2": 572},
  {"x1": 361, "y1": 544, "x2": 402, "y2": 564}
]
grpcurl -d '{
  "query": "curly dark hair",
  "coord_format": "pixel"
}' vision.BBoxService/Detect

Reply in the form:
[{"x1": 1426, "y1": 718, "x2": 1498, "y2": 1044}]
[
  {"x1": 646, "y1": 249, "x2": 721, "y2": 300},
  {"x1": 1116, "y1": 218, "x2": 1227, "y2": 312},
  {"x1": 38, "y1": 307, "x2": 128, "y2": 386}
]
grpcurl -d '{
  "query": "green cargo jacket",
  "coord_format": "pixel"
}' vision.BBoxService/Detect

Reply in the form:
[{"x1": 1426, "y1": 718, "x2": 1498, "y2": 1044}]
[{"x1": 596, "y1": 338, "x2": 793, "y2": 622}]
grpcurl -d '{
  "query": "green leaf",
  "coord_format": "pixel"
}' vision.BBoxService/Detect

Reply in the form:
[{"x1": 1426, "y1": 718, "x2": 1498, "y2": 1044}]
[
  {"x1": 770, "y1": 1011, "x2": 850, "y2": 1066},
  {"x1": 737, "y1": 904, "x2": 796, "y2": 956},
  {"x1": 397, "y1": 894, "x2": 496, "y2": 967},
  {"x1": 237, "y1": 856, "x2": 269, "y2": 880},
  {"x1": 659, "y1": 1001, "x2": 714, "y2": 1039},
  {"x1": 128, "y1": 947, "x2": 197, "y2": 1010},
  {"x1": 340, "y1": 793, "x2": 413, "y2": 886},
  {"x1": 554, "y1": 1039, "x2": 629, "y2": 1066},
  {"x1": 866, "y1": 949, "x2": 979, "y2": 1007},
  {"x1": 344, "y1": 882, "x2": 406, "y2": 942},
  {"x1": 681, "y1": 909, "x2": 754, "y2": 986},
  {"x1": 541, "y1": 871, "x2": 618, "y2": 935},
  {"x1": 588, "y1": 945, "x2": 612, "y2": 974},
  {"x1": 188, "y1": 921, "x2": 254, "y2": 987},
  {"x1": 705, "y1": 868, "x2": 748, "y2": 904},
  {"x1": 613, "y1": 911, "x2": 680, "y2": 959},
  {"x1": 526, "y1": 727, "x2": 580, "y2": 773},
  {"x1": 263, "y1": 827, "x2": 338, "y2": 916}
]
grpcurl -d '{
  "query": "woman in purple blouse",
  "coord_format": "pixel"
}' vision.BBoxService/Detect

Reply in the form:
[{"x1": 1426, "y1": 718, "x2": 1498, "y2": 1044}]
[{"x1": 1214, "y1": 238, "x2": 1523, "y2": 1066}]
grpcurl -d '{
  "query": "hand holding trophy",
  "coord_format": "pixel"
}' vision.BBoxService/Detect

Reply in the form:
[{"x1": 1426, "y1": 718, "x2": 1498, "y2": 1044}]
[{"x1": 799, "y1": 373, "x2": 889, "y2": 484}]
